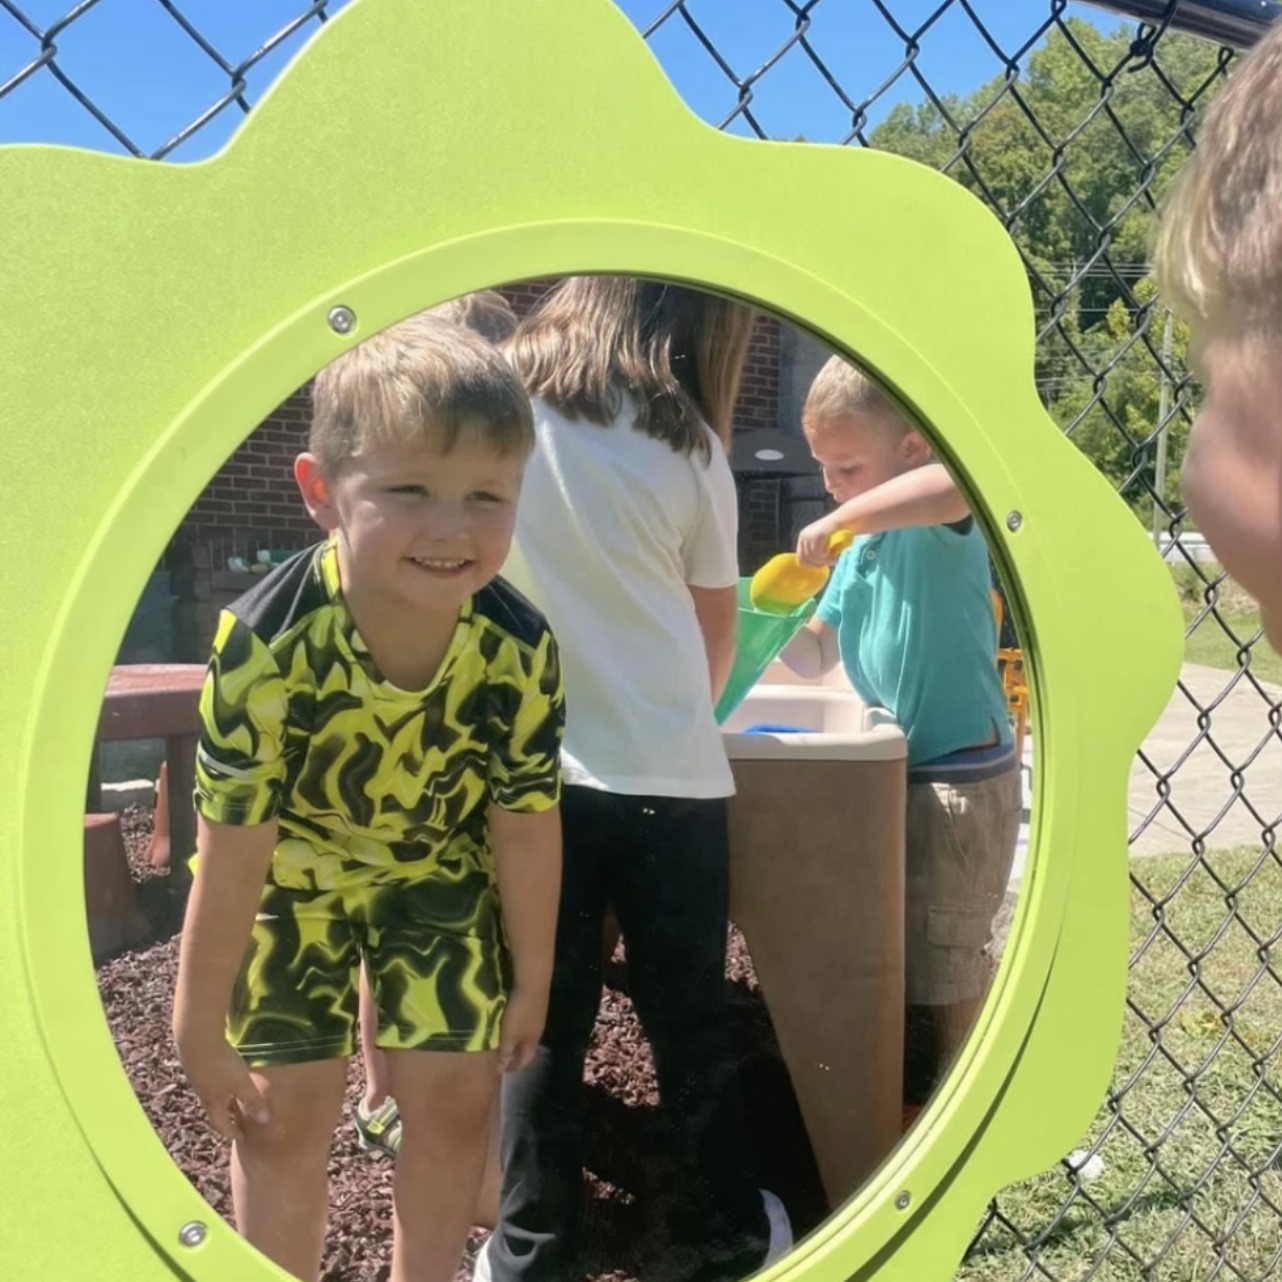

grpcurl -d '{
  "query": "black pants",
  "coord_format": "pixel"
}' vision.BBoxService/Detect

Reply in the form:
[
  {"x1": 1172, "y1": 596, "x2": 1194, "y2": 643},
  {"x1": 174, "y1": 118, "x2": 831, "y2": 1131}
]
[{"x1": 488, "y1": 786, "x2": 768, "y2": 1282}]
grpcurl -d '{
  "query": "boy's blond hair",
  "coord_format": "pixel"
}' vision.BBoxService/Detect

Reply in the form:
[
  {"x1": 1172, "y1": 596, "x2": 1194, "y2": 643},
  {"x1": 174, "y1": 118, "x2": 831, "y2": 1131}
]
[
  {"x1": 424, "y1": 289, "x2": 520, "y2": 344},
  {"x1": 1153, "y1": 23, "x2": 1282, "y2": 339},
  {"x1": 803, "y1": 355, "x2": 913, "y2": 439},
  {"x1": 309, "y1": 312, "x2": 533, "y2": 474}
]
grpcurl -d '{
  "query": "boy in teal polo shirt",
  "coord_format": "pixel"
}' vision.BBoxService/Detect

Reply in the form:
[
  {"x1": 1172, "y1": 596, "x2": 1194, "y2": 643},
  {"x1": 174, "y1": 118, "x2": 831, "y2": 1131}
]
[{"x1": 780, "y1": 355, "x2": 1022, "y2": 1128}]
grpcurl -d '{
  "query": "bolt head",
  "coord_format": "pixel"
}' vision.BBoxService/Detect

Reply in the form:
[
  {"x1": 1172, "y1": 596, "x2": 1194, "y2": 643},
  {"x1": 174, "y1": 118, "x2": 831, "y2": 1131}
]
[
  {"x1": 1006, "y1": 510, "x2": 1023, "y2": 532},
  {"x1": 895, "y1": 1191, "x2": 911, "y2": 1210},
  {"x1": 327, "y1": 305, "x2": 356, "y2": 335},
  {"x1": 178, "y1": 1221, "x2": 207, "y2": 1248}
]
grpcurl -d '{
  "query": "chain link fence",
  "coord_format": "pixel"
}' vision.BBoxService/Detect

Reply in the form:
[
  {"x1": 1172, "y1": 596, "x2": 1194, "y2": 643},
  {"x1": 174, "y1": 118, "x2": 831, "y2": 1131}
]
[{"x1": 7, "y1": 1, "x2": 1282, "y2": 1279}]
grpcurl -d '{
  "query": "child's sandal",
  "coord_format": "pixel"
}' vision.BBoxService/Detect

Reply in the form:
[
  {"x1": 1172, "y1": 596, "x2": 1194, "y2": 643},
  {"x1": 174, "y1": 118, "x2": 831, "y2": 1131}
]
[{"x1": 354, "y1": 1096, "x2": 402, "y2": 1159}]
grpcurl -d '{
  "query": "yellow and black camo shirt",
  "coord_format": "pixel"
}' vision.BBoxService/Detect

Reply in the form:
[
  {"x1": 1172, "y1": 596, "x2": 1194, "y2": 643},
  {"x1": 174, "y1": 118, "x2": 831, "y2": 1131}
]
[{"x1": 193, "y1": 540, "x2": 564, "y2": 893}]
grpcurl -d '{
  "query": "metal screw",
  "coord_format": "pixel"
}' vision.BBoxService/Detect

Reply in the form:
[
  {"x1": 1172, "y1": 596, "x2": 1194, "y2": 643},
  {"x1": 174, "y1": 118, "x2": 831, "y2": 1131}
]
[
  {"x1": 895, "y1": 1191, "x2": 912, "y2": 1211},
  {"x1": 178, "y1": 1221, "x2": 208, "y2": 1248},
  {"x1": 1006, "y1": 510, "x2": 1023, "y2": 532},
  {"x1": 327, "y1": 305, "x2": 356, "y2": 335}
]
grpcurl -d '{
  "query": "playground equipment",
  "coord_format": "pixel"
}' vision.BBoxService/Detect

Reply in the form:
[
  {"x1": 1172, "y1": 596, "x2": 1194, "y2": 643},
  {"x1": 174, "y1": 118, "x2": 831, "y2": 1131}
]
[
  {"x1": 81, "y1": 666, "x2": 204, "y2": 962},
  {"x1": 724, "y1": 684, "x2": 907, "y2": 1205},
  {"x1": 715, "y1": 580, "x2": 816, "y2": 723},
  {"x1": 992, "y1": 590, "x2": 1031, "y2": 764},
  {"x1": 0, "y1": 1, "x2": 1184, "y2": 1280},
  {"x1": 749, "y1": 529, "x2": 856, "y2": 615},
  {"x1": 83, "y1": 813, "x2": 150, "y2": 963}
]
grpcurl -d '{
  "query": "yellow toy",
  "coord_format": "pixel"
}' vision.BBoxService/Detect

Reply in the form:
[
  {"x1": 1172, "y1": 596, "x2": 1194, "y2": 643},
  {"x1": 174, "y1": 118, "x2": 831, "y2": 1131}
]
[{"x1": 749, "y1": 528, "x2": 854, "y2": 614}]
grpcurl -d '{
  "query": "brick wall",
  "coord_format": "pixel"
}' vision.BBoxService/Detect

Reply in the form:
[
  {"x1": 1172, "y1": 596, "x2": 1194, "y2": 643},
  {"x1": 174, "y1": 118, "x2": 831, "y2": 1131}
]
[
  {"x1": 737, "y1": 316, "x2": 778, "y2": 431},
  {"x1": 172, "y1": 281, "x2": 782, "y2": 564},
  {"x1": 499, "y1": 278, "x2": 556, "y2": 317},
  {"x1": 173, "y1": 391, "x2": 316, "y2": 559}
]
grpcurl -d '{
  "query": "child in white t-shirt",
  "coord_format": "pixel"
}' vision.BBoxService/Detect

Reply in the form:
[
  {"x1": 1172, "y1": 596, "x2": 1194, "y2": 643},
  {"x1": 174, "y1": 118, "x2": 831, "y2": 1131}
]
[{"x1": 477, "y1": 276, "x2": 792, "y2": 1282}]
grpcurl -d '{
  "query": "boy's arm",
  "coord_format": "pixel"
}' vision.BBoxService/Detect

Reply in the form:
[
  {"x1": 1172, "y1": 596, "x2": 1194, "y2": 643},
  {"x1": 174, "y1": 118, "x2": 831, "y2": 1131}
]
[
  {"x1": 689, "y1": 583, "x2": 738, "y2": 701},
  {"x1": 798, "y1": 462, "x2": 969, "y2": 566},
  {"x1": 489, "y1": 804, "x2": 562, "y2": 1072},
  {"x1": 779, "y1": 616, "x2": 841, "y2": 679},
  {"x1": 172, "y1": 815, "x2": 275, "y2": 1137},
  {"x1": 175, "y1": 610, "x2": 290, "y2": 1136},
  {"x1": 487, "y1": 625, "x2": 565, "y2": 1071}
]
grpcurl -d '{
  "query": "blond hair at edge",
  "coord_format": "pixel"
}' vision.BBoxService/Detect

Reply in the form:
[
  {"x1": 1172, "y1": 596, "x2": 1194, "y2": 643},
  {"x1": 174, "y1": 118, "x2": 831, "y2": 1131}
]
[
  {"x1": 508, "y1": 275, "x2": 756, "y2": 458},
  {"x1": 1153, "y1": 21, "x2": 1282, "y2": 339},
  {"x1": 309, "y1": 312, "x2": 533, "y2": 474},
  {"x1": 424, "y1": 289, "x2": 520, "y2": 345},
  {"x1": 803, "y1": 355, "x2": 914, "y2": 440}
]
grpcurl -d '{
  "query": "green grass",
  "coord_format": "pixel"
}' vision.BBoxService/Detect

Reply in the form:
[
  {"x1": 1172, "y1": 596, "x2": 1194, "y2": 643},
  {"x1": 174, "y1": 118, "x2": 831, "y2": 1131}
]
[
  {"x1": 959, "y1": 849, "x2": 1282, "y2": 1282},
  {"x1": 1172, "y1": 564, "x2": 1282, "y2": 688}
]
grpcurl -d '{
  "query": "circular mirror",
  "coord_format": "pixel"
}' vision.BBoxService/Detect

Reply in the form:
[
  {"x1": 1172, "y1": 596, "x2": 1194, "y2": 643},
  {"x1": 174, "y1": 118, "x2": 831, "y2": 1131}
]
[{"x1": 88, "y1": 277, "x2": 1033, "y2": 1282}]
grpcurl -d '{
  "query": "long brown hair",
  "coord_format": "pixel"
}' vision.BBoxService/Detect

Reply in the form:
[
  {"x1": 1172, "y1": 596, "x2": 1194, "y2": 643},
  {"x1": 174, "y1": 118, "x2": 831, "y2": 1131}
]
[{"x1": 507, "y1": 275, "x2": 756, "y2": 459}]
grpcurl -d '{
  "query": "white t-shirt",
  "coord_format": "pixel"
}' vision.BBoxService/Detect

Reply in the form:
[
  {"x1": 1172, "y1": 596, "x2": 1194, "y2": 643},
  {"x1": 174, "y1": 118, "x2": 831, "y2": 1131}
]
[{"x1": 501, "y1": 393, "x2": 738, "y2": 798}]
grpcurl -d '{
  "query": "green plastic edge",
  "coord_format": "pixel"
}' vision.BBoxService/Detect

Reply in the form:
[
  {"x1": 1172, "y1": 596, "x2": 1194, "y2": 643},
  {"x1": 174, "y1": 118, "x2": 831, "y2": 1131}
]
[{"x1": 0, "y1": 0, "x2": 1184, "y2": 1279}]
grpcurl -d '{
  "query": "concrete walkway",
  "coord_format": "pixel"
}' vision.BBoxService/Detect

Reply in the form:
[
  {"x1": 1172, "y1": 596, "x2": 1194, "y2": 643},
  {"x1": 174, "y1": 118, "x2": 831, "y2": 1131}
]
[
  {"x1": 1011, "y1": 662, "x2": 1282, "y2": 882},
  {"x1": 1127, "y1": 662, "x2": 1282, "y2": 857}
]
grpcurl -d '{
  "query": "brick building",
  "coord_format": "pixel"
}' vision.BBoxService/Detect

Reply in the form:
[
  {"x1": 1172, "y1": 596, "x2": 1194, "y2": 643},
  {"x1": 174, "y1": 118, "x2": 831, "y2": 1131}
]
[{"x1": 164, "y1": 280, "x2": 828, "y2": 661}]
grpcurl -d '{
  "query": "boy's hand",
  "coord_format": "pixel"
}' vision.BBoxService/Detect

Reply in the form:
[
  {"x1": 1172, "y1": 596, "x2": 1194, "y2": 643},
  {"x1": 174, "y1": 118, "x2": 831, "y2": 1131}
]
[
  {"x1": 176, "y1": 1034, "x2": 270, "y2": 1141},
  {"x1": 497, "y1": 985, "x2": 548, "y2": 1073},
  {"x1": 797, "y1": 515, "x2": 846, "y2": 567},
  {"x1": 490, "y1": 804, "x2": 559, "y2": 1072}
]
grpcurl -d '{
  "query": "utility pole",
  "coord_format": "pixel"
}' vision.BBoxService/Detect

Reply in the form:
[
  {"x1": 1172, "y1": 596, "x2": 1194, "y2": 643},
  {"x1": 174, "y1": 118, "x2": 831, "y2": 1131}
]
[{"x1": 1152, "y1": 308, "x2": 1174, "y2": 551}]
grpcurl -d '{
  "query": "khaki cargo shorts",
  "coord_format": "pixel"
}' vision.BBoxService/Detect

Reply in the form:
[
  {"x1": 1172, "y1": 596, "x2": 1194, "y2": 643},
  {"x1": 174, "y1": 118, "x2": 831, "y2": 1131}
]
[{"x1": 904, "y1": 763, "x2": 1022, "y2": 1006}]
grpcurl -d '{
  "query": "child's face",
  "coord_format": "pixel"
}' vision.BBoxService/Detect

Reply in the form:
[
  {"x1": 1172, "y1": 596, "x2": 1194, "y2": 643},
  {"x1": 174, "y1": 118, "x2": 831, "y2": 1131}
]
[
  {"x1": 804, "y1": 414, "x2": 928, "y2": 504},
  {"x1": 297, "y1": 431, "x2": 524, "y2": 618},
  {"x1": 1181, "y1": 334, "x2": 1282, "y2": 651}
]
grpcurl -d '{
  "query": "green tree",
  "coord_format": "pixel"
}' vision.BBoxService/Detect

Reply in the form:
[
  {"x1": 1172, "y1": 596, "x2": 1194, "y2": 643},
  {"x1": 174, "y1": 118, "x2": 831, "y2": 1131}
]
[
  {"x1": 864, "y1": 18, "x2": 1224, "y2": 508},
  {"x1": 1049, "y1": 280, "x2": 1194, "y2": 518}
]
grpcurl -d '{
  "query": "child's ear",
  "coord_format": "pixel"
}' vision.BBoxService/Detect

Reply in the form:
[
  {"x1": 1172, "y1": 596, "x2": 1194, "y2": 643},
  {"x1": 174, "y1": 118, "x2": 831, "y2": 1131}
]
[
  {"x1": 900, "y1": 430, "x2": 934, "y2": 467},
  {"x1": 294, "y1": 453, "x2": 340, "y2": 530}
]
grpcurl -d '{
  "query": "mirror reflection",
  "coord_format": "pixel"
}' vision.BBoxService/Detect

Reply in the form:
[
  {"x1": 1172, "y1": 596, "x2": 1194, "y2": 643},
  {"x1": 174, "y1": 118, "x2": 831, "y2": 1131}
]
[{"x1": 88, "y1": 275, "x2": 1031, "y2": 1282}]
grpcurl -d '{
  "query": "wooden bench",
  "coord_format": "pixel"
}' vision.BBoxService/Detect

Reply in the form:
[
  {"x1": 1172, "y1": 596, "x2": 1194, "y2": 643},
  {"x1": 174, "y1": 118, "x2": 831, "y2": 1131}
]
[
  {"x1": 84, "y1": 664, "x2": 205, "y2": 960},
  {"x1": 87, "y1": 663, "x2": 205, "y2": 867}
]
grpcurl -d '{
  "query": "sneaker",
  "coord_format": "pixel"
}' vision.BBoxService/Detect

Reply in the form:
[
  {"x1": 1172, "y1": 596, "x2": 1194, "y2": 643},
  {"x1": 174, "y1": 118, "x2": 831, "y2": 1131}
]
[
  {"x1": 760, "y1": 1189, "x2": 793, "y2": 1267},
  {"x1": 353, "y1": 1096, "x2": 402, "y2": 1159}
]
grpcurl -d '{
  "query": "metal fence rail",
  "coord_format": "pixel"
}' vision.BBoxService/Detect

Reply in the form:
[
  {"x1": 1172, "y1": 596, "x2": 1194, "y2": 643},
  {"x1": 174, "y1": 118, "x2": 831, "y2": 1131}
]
[{"x1": 7, "y1": 2, "x2": 1282, "y2": 1280}]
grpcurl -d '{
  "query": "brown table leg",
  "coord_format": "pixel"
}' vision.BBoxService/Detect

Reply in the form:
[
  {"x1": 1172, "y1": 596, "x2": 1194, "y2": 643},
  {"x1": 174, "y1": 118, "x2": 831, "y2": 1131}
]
[
  {"x1": 85, "y1": 743, "x2": 102, "y2": 814},
  {"x1": 165, "y1": 733, "x2": 198, "y2": 868}
]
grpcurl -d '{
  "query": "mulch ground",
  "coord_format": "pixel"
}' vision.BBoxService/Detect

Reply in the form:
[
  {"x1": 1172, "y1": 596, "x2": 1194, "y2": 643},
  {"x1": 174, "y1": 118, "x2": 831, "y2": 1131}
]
[{"x1": 96, "y1": 806, "x2": 829, "y2": 1282}]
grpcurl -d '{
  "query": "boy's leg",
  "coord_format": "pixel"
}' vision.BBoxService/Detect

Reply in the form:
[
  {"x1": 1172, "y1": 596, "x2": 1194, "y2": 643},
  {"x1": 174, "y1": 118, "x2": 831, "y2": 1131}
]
[
  {"x1": 357, "y1": 968, "x2": 500, "y2": 1206},
  {"x1": 474, "y1": 1097, "x2": 502, "y2": 1228},
  {"x1": 489, "y1": 785, "x2": 613, "y2": 1281},
  {"x1": 231, "y1": 1058, "x2": 349, "y2": 1280},
  {"x1": 610, "y1": 794, "x2": 770, "y2": 1281},
  {"x1": 904, "y1": 766, "x2": 1022, "y2": 1103},
  {"x1": 355, "y1": 962, "x2": 403, "y2": 1160},
  {"x1": 359, "y1": 963, "x2": 394, "y2": 1113},
  {"x1": 385, "y1": 1049, "x2": 500, "y2": 1282},
  {"x1": 224, "y1": 881, "x2": 362, "y2": 1279}
]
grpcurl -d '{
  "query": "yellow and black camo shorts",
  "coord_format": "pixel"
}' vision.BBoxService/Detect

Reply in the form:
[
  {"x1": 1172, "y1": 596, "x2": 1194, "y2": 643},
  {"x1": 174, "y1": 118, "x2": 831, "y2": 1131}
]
[{"x1": 226, "y1": 868, "x2": 512, "y2": 1068}]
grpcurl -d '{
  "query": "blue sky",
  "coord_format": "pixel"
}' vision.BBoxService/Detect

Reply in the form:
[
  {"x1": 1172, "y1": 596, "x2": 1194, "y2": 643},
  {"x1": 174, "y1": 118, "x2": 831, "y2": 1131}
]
[{"x1": 0, "y1": 0, "x2": 1126, "y2": 160}]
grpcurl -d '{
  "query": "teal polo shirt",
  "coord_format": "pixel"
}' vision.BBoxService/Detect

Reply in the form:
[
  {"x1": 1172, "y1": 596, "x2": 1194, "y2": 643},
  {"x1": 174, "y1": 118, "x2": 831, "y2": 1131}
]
[{"x1": 815, "y1": 519, "x2": 1012, "y2": 768}]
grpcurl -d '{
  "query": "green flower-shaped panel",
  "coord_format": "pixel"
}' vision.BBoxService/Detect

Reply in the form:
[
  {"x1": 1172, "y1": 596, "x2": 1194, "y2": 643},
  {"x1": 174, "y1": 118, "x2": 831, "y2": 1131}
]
[{"x1": 0, "y1": 0, "x2": 1182, "y2": 1279}]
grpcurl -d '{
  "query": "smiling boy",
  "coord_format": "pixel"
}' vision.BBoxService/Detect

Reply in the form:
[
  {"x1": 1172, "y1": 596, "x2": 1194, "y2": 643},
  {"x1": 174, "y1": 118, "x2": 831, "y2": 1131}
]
[{"x1": 171, "y1": 312, "x2": 564, "y2": 1282}]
